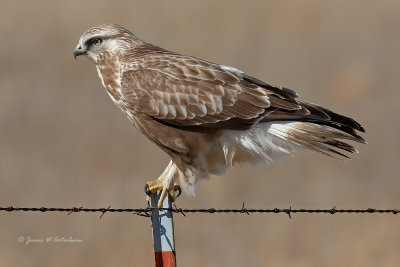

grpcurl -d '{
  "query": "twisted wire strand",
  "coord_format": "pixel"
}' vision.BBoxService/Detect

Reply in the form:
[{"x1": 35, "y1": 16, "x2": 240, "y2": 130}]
[{"x1": 1, "y1": 205, "x2": 398, "y2": 219}]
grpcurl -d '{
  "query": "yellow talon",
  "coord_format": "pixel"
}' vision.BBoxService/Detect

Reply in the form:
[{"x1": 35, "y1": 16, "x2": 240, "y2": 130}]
[{"x1": 145, "y1": 180, "x2": 181, "y2": 208}]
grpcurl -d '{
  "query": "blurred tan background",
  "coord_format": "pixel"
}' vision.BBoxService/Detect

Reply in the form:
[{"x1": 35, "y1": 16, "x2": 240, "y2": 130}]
[{"x1": 1, "y1": 1, "x2": 399, "y2": 266}]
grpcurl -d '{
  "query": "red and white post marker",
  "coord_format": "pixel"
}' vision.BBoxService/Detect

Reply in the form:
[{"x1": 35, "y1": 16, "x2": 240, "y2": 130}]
[{"x1": 149, "y1": 191, "x2": 177, "y2": 267}]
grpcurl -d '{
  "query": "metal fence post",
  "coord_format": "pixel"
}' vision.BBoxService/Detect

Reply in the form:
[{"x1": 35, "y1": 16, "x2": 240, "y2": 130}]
[{"x1": 149, "y1": 192, "x2": 177, "y2": 267}]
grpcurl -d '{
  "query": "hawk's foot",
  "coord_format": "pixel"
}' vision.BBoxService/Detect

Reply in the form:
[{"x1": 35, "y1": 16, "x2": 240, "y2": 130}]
[{"x1": 144, "y1": 180, "x2": 181, "y2": 208}]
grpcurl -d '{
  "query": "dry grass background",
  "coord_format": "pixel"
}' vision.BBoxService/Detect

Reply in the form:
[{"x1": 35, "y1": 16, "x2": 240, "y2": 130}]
[{"x1": 1, "y1": 1, "x2": 399, "y2": 266}]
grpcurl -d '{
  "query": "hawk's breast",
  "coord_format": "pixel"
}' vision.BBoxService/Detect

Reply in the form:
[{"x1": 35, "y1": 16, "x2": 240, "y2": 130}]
[{"x1": 96, "y1": 60, "x2": 126, "y2": 111}]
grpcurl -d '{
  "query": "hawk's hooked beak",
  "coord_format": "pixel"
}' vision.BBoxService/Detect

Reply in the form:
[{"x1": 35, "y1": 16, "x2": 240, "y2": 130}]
[{"x1": 73, "y1": 43, "x2": 86, "y2": 59}]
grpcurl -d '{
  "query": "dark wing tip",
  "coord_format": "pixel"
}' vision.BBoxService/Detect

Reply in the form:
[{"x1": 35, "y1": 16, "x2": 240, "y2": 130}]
[{"x1": 282, "y1": 87, "x2": 299, "y2": 98}]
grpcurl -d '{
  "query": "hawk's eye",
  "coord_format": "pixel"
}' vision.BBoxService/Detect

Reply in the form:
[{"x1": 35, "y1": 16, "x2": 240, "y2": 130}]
[{"x1": 92, "y1": 38, "x2": 102, "y2": 46}]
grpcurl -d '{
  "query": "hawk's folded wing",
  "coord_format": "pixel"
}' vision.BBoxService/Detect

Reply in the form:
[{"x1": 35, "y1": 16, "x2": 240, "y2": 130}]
[{"x1": 121, "y1": 46, "x2": 364, "y2": 142}]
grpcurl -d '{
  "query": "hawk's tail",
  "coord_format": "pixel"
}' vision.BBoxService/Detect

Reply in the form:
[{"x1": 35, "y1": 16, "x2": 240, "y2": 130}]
[
  {"x1": 267, "y1": 121, "x2": 365, "y2": 159},
  {"x1": 221, "y1": 116, "x2": 365, "y2": 168}
]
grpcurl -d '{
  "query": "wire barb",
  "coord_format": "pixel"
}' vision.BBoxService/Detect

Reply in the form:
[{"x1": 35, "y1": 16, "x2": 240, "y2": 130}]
[
  {"x1": 67, "y1": 206, "x2": 83, "y2": 215},
  {"x1": 174, "y1": 203, "x2": 186, "y2": 217},
  {"x1": 330, "y1": 206, "x2": 337, "y2": 214},
  {"x1": 241, "y1": 202, "x2": 249, "y2": 215},
  {"x1": 100, "y1": 206, "x2": 112, "y2": 219},
  {"x1": 286, "y1": 207, "x2": 292, "y2": 219}
]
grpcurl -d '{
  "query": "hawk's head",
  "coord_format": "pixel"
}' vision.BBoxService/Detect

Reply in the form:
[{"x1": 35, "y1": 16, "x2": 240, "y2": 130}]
[{"x1": 74, "y1": 23, "x2": 142, "y2": 63}]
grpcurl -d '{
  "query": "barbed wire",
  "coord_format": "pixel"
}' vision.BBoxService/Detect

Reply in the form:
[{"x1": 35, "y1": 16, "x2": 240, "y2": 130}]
[{"x1": 1, "y1": 205, "x2": 398, "y2": 219}]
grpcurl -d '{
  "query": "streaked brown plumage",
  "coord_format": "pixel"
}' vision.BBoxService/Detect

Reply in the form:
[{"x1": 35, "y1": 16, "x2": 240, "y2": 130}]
[{"x1": 74, "y1": 24, "x2": 365, "y2": 207}]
